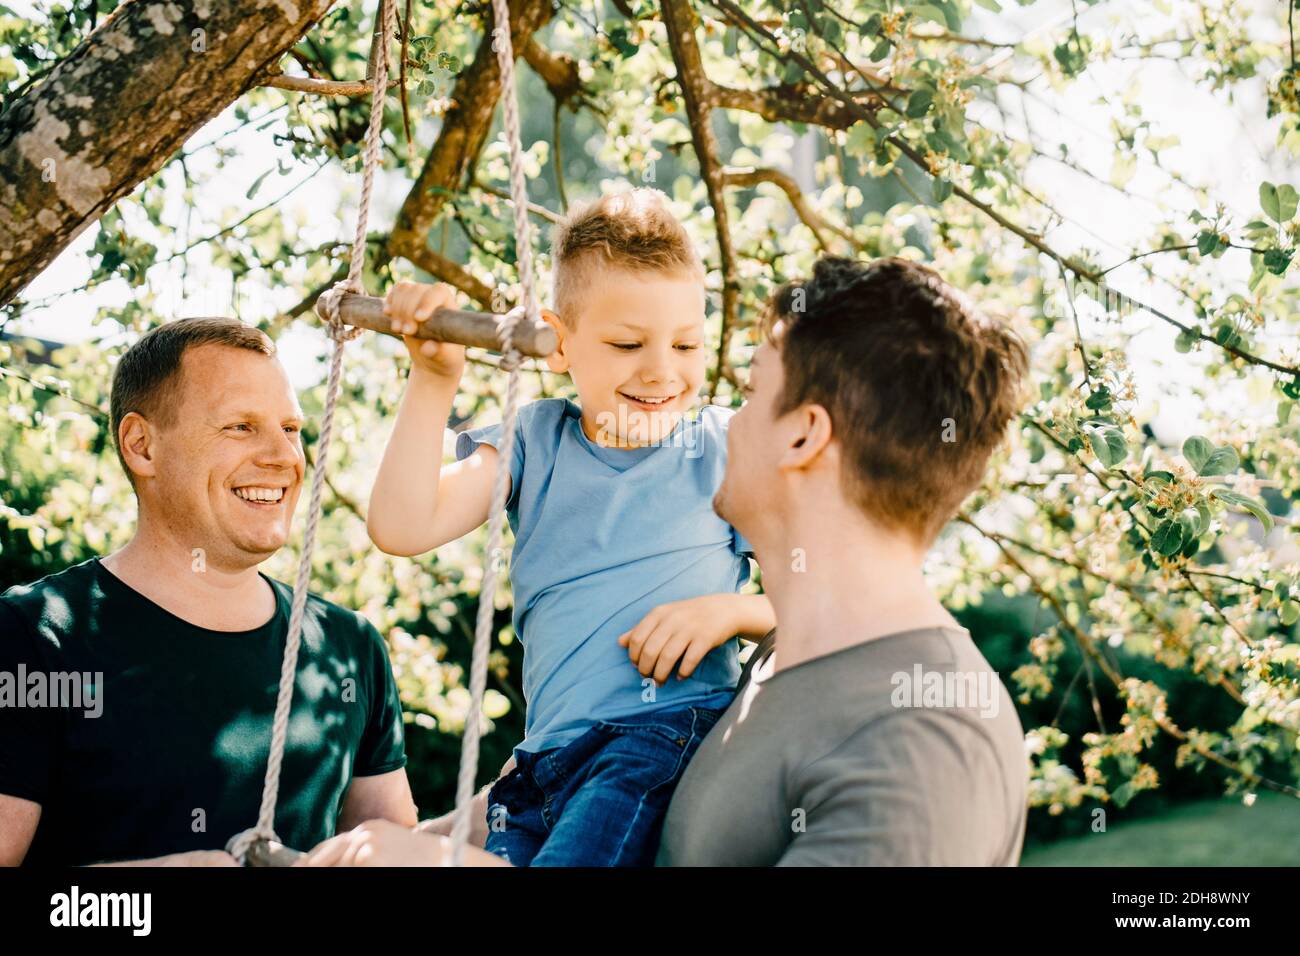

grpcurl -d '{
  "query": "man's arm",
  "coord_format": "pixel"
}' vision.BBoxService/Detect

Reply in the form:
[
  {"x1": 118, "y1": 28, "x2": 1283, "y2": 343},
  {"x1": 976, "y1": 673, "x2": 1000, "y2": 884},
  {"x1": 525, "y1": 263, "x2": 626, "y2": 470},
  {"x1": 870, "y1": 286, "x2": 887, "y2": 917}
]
[
  {"x1": 338, "y1": 768, "x2": 418, "y2": 832},
  {"x1": 0, "y1": 793, "x2": 39, "y2": 866},
  {"x1": 0, "y1": 795, "x2": 235, "y2": 866},
  {"x1": 776, "y1": 713, "x2": 1012, "y2": 866},
  {"x1": 415, "y1": 752, "x2": 516, "y2": 847}
]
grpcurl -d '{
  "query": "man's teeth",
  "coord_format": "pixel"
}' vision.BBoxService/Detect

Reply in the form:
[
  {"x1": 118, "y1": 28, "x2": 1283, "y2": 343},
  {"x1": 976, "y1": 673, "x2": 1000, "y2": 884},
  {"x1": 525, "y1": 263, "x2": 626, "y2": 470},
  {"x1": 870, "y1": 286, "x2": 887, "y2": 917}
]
[
  {"x1": 624, "y1": 394, "x2": 673, "y2": 405},
  {"x1": 234, "y1": 487, "x2": 285, "y2": 503}
]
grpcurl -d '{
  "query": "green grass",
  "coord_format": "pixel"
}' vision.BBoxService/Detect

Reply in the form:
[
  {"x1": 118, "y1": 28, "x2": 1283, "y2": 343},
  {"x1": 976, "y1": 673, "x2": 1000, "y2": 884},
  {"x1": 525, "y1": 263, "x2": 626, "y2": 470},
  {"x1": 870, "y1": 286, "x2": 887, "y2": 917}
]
[{"x1": 1022, "y1": 791, "x2": 1300, "y2": 866}]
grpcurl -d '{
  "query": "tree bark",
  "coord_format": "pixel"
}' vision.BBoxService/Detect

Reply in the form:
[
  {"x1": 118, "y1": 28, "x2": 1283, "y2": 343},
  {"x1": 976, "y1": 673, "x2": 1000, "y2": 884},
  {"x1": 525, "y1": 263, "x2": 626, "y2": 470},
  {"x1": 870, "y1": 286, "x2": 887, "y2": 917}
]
[
  {"x1": 0, "y1": 0, "x2": 339, "y2": 306},
  {"x1": 386, "y1": 0, "x2": 555, "y2": 278},
  {"x1": 661, "y1": 0, "x2": 741, "y2": 401}
]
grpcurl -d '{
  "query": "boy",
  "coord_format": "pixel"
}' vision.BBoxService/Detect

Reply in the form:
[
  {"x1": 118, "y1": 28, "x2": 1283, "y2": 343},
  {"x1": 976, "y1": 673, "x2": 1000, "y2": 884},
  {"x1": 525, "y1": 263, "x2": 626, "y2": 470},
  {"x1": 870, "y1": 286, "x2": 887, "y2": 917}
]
[{"x1": 368, "y1": 188, "x2": 774, "y2": 866}]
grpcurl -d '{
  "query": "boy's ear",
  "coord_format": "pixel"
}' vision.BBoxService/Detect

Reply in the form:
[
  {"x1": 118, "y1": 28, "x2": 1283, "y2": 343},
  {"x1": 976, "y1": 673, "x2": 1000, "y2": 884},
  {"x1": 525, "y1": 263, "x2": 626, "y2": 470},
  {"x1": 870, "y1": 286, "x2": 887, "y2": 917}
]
[{"x1": 541, "y1": 309, "x2": 570, "y2": 373}]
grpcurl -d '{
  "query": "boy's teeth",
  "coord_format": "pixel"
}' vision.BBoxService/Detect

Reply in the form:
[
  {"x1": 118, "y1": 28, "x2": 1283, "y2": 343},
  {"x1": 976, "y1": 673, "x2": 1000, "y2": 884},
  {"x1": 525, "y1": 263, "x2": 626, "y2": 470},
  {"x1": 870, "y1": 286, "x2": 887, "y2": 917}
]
[{"x1": 234, "y1": 487, "x2": 285, "y2": 502}]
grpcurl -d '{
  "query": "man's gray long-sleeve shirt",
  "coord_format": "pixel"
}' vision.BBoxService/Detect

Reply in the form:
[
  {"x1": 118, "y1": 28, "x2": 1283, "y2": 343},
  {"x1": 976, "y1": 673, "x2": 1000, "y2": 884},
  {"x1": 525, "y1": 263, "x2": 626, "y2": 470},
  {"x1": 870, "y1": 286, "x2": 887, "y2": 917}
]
[{"x1": 655, "y1": 626, "x2": 1028, "y2": 866}]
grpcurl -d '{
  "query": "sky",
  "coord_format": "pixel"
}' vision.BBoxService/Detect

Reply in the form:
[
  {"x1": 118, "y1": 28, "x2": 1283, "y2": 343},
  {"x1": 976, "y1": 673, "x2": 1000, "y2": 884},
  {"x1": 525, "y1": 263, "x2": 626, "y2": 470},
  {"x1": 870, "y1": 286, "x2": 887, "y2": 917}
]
[{"x1": 6, "y1": 0, "x2": 1296, "y2": 439}]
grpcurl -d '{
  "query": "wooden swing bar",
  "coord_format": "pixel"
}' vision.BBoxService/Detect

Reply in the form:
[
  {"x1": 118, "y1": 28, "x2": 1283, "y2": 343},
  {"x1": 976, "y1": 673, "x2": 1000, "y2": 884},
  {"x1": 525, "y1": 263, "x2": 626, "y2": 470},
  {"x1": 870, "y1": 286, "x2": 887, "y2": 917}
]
[{"x1": 323, "y1": 291, "x2": 557, "y2": 358}]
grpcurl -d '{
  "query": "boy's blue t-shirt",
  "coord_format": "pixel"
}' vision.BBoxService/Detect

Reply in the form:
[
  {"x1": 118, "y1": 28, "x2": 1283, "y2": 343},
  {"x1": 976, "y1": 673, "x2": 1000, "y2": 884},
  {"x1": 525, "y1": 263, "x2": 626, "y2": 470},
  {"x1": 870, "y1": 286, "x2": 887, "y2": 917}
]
[{"x1": 455, "y1": 398, "x2": 750, "y2": 755}]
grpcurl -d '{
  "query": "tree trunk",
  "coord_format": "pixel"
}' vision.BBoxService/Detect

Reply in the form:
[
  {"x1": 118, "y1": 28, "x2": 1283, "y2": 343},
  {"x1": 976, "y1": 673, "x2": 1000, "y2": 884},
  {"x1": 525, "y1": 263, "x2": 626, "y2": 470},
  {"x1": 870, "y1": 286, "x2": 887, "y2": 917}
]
[{"x1": 0, "y1": 0, "x2": 339, "y2": 307}]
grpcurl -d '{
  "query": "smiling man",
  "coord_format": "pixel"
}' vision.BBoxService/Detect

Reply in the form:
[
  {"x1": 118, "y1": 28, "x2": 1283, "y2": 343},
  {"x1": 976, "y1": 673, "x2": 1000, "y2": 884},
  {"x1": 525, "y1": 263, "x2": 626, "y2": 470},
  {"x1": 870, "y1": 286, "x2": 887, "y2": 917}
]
[{"x1": 0, "y1": 318, "x2": 416, "y2": 866}]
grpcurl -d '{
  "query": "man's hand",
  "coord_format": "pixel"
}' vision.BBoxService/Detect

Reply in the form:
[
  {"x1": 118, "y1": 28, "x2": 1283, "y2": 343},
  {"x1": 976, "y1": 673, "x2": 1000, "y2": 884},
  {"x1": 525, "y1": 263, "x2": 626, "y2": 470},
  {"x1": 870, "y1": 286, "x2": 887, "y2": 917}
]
[
  {"x1": 619, "y1": 594, "x2": 741, "y2": 686},
  {"x1": 160, "y1": 850, "x2": 239, "y2": 867},
  {"x1": 384, "y1": 280, "x2": 466, "y2": 380},
  {"x1": 96, "y1": 850, "x2": 238, "y2": 867},
  {"x1": 297, "y1": 819, "x2": 510, "y2": 867},
  {"x1": 299, "y1": 819, "x2": 446, "y2": 867},
  {"x1": 415, "y1": 753, "x2": 514, "y2": 847},
  {"x1": 416, "y1": 804, "x2": 485, "y2": 846}
]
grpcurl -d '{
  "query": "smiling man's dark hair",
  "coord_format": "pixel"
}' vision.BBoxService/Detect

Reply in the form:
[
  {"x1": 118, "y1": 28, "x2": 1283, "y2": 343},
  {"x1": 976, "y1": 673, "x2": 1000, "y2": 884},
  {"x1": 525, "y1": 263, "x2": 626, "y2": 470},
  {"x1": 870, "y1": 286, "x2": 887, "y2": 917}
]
[{"x1": 109, "y1": 317, "x2": 274, "y2": 483}]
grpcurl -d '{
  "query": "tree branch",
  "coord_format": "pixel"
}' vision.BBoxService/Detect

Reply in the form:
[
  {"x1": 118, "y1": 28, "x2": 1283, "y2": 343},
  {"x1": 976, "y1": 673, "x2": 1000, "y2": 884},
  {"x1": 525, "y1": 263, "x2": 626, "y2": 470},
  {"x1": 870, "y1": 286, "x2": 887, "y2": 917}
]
[
  {"x1": 261, "y1": 73, "x2": 401, "y2": 96},
  {"x1": 522, "y1": 38, "x2": 582, "y2": 104},
  {"x1": 386, "y1": 0, "x2": 556, "y2": 274},
  {"x1": 662, "y1": 0, "x2": 740, "y2": 403},
  {"x1": 721, "y1": 165, "x2": 857, "y2": 252},
  {"x1": 403, "y1": 246, "x2": 496, "y2": 308},
  {"x1": 709, "y1": 82, "x2": 867, "y2": 129},
  {"x1": 706, "y1": 0, "x2": 1300, "y2": 378},
  {"x1": 0, "y1": 0, "x2": 341, "y2": 307}
]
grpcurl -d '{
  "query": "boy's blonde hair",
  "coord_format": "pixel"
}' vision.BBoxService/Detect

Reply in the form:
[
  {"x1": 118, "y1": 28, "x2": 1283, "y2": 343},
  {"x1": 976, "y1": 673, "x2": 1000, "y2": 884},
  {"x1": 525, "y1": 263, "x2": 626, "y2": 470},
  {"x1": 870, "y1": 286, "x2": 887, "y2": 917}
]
[{"x1": 550, "y1": 187, "x2": 704, "y2": 327}]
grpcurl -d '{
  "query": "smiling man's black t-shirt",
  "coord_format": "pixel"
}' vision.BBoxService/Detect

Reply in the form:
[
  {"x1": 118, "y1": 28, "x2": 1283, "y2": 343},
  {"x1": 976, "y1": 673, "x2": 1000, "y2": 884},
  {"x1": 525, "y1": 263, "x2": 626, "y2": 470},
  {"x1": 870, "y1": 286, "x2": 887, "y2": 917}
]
[{"x1": 0, "y1": 559, "x2": 407, "y2": 865}]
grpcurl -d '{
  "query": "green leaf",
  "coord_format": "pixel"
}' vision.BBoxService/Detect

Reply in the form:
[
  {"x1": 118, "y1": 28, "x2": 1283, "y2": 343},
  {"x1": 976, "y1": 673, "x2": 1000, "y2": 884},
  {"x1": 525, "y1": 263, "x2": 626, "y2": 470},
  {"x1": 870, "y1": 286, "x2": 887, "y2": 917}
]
[
  {"x1": 1260, "y1": 181, "x2": 1281, "y2": 222},
  {"x1": 974, "y1": 0, "x2": 1002, "y2": 9},
  {"x1": 1085, "y1": 386, "x2": 1113, "y2": 411},
  {"x1": 1263, "y1": 248, "x2": 1293, "y2": 275},
  {"x1": 1280, "y1": 601, "x2": 1300, "y2": 626},
  {"x1": 935, "y1": 0, "x2": 963, "y2": 31},
  {"x1": 932, "y1": 177, "x2": 953, "y2": 202},
  {"x1": 906, "y1": 89, "x2": 934, "y2": 118},
  {"x1": 1278, "y1": 184, "x2": 1299, "y2": 222},
  {"x1": 1280, "y1": 401, "x2": 1294, "y2": 426},
  {"x1": 1211, "y1": 489, "x2": 1275, "y2": 534},
  {"x1": 845, "y1": 121, "x2": 875, "y2": 157},
  {"x1": 1027, "y1": 430, "x2": 1045, "y2": 463},
  {"x1": 1213, "y1": 321, "x2": 1241, "y2": 348},
  {"x1": 1086, "y1": 424, "x2": 1127, "y2": 468},
  {"x1": 245, "y1": 168, "x2": 274, "y2": 201},
  {"x1": 1193, "y1": 502, "x2": 1213, "y2": 536},
  {"x1": 1196, "y1": 231, "x2": 1219, "y2": 256},
  {"x1": 911, "y1": 4, "x2": 950, "y2": 28},
  {"x1": 1198, "y1": 445, "x2": 1239, "y2": 476},
  {"x1": 1174, "y1": 328, "x2": 1197, "y2": 353},
  {"x1": 1182, "y1": 435, "x2": 1213, "y2": 472},
  {"x1": 1151, "y1": 518, "x2": 1184, "y2": 556},
  {"x1": 1053, "y1": 39, "x2": 1087, "y2": 78}
]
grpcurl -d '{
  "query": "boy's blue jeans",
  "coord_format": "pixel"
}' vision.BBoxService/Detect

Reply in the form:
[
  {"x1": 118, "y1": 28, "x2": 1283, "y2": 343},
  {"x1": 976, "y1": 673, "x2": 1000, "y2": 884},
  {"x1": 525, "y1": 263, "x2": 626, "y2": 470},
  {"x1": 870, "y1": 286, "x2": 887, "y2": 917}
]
[{"x1": 483, "y1": 703, "x2": 727, "y2": 867}]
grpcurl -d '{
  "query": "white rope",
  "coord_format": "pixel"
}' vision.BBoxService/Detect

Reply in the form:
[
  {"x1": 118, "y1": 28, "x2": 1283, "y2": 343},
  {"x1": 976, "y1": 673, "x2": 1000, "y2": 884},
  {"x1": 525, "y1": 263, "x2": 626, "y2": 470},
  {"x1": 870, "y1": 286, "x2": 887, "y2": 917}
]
[
  {"x1": 227, "y1": 0, "x2": 396, "y2": 867},
  {"x1": 447, "y1": 0, "x2": 538, "y2": 867}
]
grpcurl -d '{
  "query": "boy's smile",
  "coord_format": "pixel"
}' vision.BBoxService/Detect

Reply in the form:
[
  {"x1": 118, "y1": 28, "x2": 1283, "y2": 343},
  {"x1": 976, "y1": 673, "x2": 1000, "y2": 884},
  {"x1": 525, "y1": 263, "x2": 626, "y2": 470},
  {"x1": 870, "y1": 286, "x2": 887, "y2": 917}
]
[{"x1": 544, "y1": 267, "x2": 708, "y2": 448}]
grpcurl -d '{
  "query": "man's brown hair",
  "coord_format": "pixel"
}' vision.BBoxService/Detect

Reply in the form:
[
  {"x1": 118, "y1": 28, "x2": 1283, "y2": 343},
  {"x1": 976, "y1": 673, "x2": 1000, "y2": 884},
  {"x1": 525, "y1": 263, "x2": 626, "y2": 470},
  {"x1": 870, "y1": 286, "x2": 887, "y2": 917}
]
[
  {"x1": 762, "y1": 256, "x2": 1028, "y2": 544},
  {"x1": 109, "y1": 317, "x2": 275, "y2": 482},
  {"x1": 550, "y1": 187, "x2": 704, "y2": 326}
]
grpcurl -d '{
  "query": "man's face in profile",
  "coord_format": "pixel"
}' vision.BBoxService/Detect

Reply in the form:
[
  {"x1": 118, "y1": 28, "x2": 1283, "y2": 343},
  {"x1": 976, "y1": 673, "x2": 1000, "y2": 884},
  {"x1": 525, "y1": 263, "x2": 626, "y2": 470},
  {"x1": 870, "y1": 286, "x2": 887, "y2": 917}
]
[
  {"x1": 713, "y1": 338, "x2": 786, "y2": 538},
  {"x1": 145, "y1": 344, "x2": 305, "y2": 569}
]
